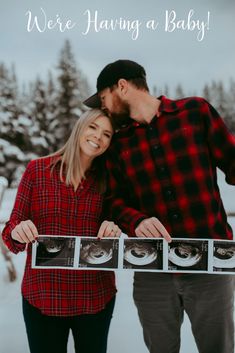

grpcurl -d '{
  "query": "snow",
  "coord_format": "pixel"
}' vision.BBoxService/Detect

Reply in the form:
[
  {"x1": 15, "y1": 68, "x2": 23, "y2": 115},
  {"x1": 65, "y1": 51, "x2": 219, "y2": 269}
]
[
  {"x1": 0, "y1": 138, "x2": 11, "y2": 147},
  {"x1": 31, "y1": 136, "x2": 49, "y2": 149},
  {"x1": 0, "y1": 172, "x2": 234, "y2": 353},
  {"x1": 0, "y1": 252, "x2": 198, "y2": 353},
  {"x1": 0, "y1": 188, "x2": 16, "y2": 223},
  {"x1": 18, "y1": 115, "x2": 32, "y2": 127},
  {"x1": 0, "y1": 111, "x2": 12, "y2": 122},
  {"x1": 0, "y1": 138, "x2": 26, "y2": 162}
]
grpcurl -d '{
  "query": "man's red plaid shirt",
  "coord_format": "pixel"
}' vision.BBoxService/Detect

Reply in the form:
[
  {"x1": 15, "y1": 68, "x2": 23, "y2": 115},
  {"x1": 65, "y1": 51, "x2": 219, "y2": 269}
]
[
  {"x1": 105, "y1": 96, "x2": 235, "y2": 239},
  {"x1": 2, "y1": 157, "x2": 116, "y2": 316}
]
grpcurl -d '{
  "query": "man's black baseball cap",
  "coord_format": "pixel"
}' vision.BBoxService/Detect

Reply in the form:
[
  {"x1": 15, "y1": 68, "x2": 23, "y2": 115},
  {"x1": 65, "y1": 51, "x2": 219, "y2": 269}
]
[{"x1": 83, "y1": 59, "x2": 146, "y2": 108}]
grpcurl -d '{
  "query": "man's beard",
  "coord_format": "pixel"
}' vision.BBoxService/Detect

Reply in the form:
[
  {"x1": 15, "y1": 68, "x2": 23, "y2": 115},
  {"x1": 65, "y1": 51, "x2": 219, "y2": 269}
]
[
  {"x1": 110, "y1": 112, "x2": 132, "y2": 129},
  {"x1": 109, "y1": 100, "x2": 132, "y2": 129}
]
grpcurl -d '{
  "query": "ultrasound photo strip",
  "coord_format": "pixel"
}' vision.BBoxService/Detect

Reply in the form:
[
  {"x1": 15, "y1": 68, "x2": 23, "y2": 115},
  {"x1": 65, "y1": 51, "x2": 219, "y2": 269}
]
[
  {"x1": 122, "y1": 238, "x2": 164, "y2": 271},
  {"x1": 32, "y1": 236, "x2": 120, "y2": 270},
  {"x1": 167, "y1": 239, "x2": 209, "y2": 272},
  {"x1": 78, "y1": 237, "x2": 119, "y2": 269},
  {"x1": 31, "y1": 235, "x2": 235, "y2": 274},
  {"x1": 213, "y1": 240, "x2": 235, "y2": 272},
  {"x1": 32, "y1": 236, "x2": 77, "y2": 268}
]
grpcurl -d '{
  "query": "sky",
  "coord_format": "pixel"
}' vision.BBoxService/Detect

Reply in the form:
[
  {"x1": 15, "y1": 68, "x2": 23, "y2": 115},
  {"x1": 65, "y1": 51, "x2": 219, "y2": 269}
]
[{"x1": 1, "y1": 0, "x2": 235, "y2": 96}]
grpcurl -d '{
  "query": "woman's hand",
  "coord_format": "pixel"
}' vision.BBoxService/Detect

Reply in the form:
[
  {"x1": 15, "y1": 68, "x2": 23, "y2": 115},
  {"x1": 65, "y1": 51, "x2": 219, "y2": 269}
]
[
  {"x1": 11, "y1": 220, "x2": 38, "y2": 244},
  {"x1": 97, "y1": 220, "x2": 122, "y2": 239}
]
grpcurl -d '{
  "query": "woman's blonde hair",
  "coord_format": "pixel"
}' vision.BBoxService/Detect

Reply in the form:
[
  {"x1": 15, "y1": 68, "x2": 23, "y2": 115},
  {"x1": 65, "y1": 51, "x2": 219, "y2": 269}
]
[{"x1": 49, "y1": 109, "x2": 113, "y2": 192}]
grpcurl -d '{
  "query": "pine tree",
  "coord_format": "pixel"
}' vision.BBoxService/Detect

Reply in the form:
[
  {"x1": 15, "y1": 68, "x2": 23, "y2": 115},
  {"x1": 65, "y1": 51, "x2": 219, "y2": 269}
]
[
  {"x1": 227, "y1": 79, "x2": 235, "y2": 132},
  {"x1": 28, "y1": 77, "x2": 50, "y2": 155},
  {"x1": 203, "y1": 80, "x2": 235, "y2": 133},
  {"x1": 53, "y1": 40, "x2": 89, "y2": 148},
  {"x1": 0, "y1": 40, "x2": 91, "y2": 184},
  {"x1": 0, "y1": 63, "x2": 30, "y2": 184},
  {"x1": 202, "y1": 83, "x2": 211, "y2": 102},
  {"x1": 175, "y1": 84, "x2": 184, "y2": 99},
  {"x1": 0, "y1": 63, "x2": 19, "y2": 143},
  {"x1": 45, "y1": 71, "x2": 60, "y2": 152},
  {"x1": 152, "y1": 85, "x2": 158, "y2": 97},
  {"x1": 223, "y1": 79, "x2": 235, "y2": 132},
  {"x1": 163, "y1": 84, "x2": 170, "y2": 97}
]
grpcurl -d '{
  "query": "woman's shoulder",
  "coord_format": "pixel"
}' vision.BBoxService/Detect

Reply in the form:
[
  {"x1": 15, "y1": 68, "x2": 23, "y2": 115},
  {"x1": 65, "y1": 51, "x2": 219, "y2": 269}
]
[
  {"x1": 24, "y1": 156, "x2": 58, "y2": 181},
  {"x1": 27, "y1": 155, "x2": 53, "y2": 170}
]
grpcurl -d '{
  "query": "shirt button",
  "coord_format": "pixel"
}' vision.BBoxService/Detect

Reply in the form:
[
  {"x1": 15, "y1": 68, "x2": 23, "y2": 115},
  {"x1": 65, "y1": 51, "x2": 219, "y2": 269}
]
[
  {"x1": 172, "y1": 214, "x2": 179, "y2": 219},
  {"x1": 153, "y1": 145, "x2": 162, "y2": 156}
]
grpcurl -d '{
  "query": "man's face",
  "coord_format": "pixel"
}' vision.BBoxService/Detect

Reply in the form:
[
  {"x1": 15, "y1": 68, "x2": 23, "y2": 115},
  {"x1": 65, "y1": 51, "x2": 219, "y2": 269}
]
[{"x1": 99, "y1": 87, "x2": 131, "y2": 127}]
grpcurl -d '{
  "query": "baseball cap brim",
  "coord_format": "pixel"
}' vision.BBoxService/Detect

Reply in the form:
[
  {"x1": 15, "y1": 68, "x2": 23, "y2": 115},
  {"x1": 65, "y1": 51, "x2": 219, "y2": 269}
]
[{"x1": 83, "y1": 93, "x2": 101, "y2": 108}]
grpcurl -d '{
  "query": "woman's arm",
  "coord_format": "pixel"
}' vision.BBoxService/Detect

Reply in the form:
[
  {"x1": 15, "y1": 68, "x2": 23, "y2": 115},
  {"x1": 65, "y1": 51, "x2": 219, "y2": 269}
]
[{"x1": 1, "y1": 161, "x2": 38, "y2": 254}]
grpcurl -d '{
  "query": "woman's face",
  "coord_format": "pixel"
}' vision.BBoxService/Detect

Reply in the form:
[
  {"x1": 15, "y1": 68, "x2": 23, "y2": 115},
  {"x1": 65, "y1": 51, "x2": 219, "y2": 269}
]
[{"x1": 80, "y1": 115, "x2": 113, "y2": 160}]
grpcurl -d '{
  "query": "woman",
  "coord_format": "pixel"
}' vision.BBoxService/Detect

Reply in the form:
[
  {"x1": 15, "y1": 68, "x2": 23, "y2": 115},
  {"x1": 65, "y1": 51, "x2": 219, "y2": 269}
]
[{"x1": 2, "y1": 109, "x2": 121, "y2": 353}]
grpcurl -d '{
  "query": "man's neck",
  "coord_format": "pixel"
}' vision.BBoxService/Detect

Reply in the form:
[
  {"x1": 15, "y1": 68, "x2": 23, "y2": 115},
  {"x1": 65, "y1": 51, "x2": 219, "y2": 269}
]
[{"x1": 129, "y1": 93, "x2": 161, "y2": 124}]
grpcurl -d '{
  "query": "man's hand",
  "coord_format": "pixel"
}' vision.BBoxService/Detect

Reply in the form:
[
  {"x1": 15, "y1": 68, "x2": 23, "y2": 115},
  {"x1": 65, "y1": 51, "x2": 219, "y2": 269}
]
[
  {"x1": 135, "y1": 217, "x2": 172, "y2": 242},
  {"x1": 97, "y1": 220, "x2": 122, "y2": 239},
  {"x1": 11, "y1": 220, "x2": 38, "y2": 244}
]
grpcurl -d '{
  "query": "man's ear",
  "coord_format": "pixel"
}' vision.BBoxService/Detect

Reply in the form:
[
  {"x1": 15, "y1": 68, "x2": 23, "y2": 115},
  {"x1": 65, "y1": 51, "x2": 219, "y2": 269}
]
[{"x1": 117, "y1": 79, "x2": 128, "y2": 95}]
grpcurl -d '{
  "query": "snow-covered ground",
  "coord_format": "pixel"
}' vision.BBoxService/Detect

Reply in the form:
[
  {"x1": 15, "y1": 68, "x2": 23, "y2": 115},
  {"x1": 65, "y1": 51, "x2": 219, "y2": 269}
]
[{"x1": 0, "y1": 170, "x2": 234, "y2": 353}]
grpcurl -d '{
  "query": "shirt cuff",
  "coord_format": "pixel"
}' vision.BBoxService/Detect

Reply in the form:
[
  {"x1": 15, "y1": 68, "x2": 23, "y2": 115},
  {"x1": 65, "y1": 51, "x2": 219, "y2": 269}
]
[{"x1": 128, "y1": 214, "x2": 148, "y2": 237}]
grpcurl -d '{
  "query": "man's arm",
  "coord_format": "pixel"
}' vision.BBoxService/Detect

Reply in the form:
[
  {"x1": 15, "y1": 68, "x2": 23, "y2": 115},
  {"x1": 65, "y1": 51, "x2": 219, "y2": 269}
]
[
  {"x1": 203, "y1": 100, "x2": 235, "y2": 184},
  {"x1": 105, "y1": 149, "x2": 171, "y2": 241},
  {"x1": 105, "y1": 150, "x2": 147, "y2": 236}
]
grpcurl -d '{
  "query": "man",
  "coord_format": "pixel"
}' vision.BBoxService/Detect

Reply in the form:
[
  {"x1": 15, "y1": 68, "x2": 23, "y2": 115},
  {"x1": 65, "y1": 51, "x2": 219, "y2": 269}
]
[{"x1": 84, "y1": 60, "x2": 235, "y2": 353}]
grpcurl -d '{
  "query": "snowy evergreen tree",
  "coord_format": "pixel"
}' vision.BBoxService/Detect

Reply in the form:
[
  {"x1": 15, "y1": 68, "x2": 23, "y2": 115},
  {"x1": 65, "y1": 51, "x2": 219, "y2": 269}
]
[
  {"x1": 175, "y1": 84, "x2": 185, "y2": 99},
  {"x1": 77, "y1": 69, "x2": 91, "y2": 103},
  {"x1": 28, "y1": 77, "x2": 50, "y2": 155},
  {"x1": 201, "y1": 80, "x2": 235, "y2": 133},
  {"x1": 45, "y1": 71, "x2": 60, "y2": 152},
  {"x1": 0, "y1": 41, "x2": 91, "y2": 184},
  {"x1": 0, "y1": 63, "x2": 30, "y2": 184},
  {"x1": 152, "y1": 85, "x2": 158, "y2": 97},
  {"x1": 208, "y1": 81, "x2": 220, "y2": 108},
  {"x1": 202, "y1": 83, "x2": 211, "y2": 102},
  {"x1": 53, "y1": 40, "x2": 88, "y2": 149},
  {"x1": 0, "y1": 63, "x2": 20, "y2": 144},
  {"x1": 216, "y1": 81, "x2": 227, "y2": 118},
  {"x1": 226, "y1": 79, "x2": 235, "y2": 132},
  {"x1": 152, "y1": 84, "x2": 170, "y2": 97},
  {"x1": 163, "y1": 84, "x2": 170, "y2": 97}
]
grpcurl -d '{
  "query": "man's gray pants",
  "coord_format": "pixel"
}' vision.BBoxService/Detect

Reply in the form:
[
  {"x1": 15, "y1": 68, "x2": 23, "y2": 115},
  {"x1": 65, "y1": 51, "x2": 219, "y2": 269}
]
[{"x1": 133, "y1": 273, "x2": 234, "y2": 353}]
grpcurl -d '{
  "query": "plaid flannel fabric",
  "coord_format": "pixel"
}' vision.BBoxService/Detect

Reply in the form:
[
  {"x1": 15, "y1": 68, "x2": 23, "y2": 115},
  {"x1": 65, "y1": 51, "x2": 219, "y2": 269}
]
[
  {"x1": 2, "y1": 157, "x2": 116, "y2": 316},
  {"x1": 106, "y1": 96, "x2": 235, "y2": 239}
]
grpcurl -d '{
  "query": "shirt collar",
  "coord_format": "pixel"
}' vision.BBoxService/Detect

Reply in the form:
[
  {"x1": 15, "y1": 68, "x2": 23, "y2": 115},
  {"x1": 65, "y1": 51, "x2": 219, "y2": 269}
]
[{"x1": 118, "y1": 96, "x2": 179, "y2": 130}]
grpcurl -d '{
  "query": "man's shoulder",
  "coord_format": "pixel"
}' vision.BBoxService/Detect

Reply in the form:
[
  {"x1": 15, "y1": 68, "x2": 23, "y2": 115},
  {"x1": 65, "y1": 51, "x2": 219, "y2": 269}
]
[{"x1": 163, "y1": 95, "x2": 208, "y2": 111}]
